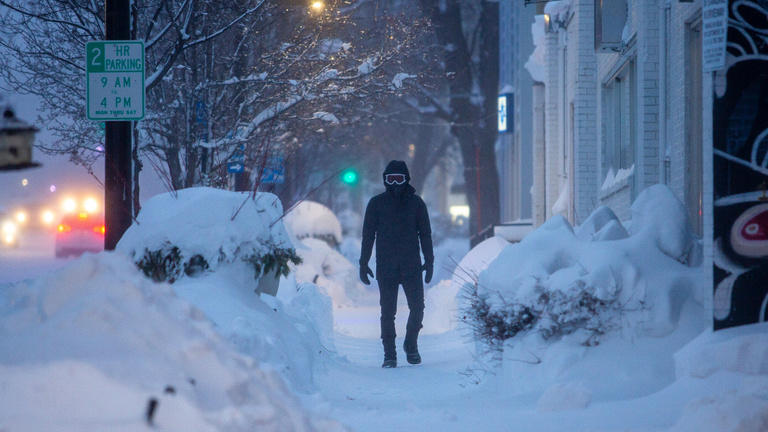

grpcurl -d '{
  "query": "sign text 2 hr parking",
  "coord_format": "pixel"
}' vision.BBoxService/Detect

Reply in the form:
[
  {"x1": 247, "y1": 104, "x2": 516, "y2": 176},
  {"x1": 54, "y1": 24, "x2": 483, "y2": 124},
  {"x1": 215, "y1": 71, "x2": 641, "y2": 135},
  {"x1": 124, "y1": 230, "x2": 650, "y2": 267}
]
[{"x1": 86, "y1": 41, "x2": 145, "y2": 121}]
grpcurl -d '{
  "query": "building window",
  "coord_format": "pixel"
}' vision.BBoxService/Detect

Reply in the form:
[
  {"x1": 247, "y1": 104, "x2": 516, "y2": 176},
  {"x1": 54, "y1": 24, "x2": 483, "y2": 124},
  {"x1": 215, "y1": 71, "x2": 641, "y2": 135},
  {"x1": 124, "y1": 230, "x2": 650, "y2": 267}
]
[{"x1": 602, "y1": 60, "x2": 637, "y2": 192}]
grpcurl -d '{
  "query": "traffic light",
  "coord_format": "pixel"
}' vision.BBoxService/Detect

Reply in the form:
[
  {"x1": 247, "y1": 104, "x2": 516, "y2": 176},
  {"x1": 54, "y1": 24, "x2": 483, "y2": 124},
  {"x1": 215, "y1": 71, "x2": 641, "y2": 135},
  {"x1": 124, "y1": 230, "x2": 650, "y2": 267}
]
[{"x1": 341, "y1": 168, "x2": 359, "y2": 185}]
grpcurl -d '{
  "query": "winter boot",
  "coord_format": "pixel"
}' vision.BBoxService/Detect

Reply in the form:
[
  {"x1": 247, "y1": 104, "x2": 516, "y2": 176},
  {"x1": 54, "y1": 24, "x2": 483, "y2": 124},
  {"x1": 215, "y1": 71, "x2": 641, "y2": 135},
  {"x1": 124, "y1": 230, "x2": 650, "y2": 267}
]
[
  {"x1": 403, "y1": 338, "x2": 421, "y2": 365},
  {"x1": 382, "y1": 338, "x2": 397, "y2": 368}
]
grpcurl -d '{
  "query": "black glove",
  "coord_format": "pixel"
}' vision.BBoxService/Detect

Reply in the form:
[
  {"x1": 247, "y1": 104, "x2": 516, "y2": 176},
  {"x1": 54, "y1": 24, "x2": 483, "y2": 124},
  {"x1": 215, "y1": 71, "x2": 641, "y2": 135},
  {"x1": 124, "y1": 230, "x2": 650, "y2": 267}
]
[
  {"x1": 423, "y1": 262, "x2": 433, "y2": 284},
  {"x1": 359, "y1": 264, "x2": 374, "y2": 285}
]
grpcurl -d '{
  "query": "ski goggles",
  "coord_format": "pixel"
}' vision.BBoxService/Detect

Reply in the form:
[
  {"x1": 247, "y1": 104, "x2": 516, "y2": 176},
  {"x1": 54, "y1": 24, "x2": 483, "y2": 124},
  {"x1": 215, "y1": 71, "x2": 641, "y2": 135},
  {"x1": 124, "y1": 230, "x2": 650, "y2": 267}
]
[{"x1": 384, "y1": 173, "x2": 407, "y2": 185}]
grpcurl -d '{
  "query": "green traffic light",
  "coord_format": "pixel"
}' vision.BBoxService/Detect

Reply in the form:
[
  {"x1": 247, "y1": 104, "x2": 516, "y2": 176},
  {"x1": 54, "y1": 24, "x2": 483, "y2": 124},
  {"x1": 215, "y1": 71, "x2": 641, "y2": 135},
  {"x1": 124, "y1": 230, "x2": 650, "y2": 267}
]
[{"x1": 341, "y1": 169, "x2": 358, "y2": 184}]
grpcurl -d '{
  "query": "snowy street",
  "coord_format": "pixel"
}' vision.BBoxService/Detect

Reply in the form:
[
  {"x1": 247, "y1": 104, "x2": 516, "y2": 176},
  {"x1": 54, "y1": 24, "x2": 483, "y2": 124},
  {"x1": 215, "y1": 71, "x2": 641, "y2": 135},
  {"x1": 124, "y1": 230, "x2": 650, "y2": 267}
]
[{"x1": 0, "y1": 230, "x2": 69, "y2": 284}]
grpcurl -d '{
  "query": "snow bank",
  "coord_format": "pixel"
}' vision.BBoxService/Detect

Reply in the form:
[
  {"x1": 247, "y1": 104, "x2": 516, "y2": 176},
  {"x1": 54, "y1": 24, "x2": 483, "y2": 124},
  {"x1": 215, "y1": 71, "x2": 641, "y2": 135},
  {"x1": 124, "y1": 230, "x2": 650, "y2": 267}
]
[
  {"x1": 171, "y1": 258, "x2": 336, "y2": 394},
  {"x1": 284, "y1": 200, "x2": 343, "y2": 246},
  {"x1": 674, "y1": 322, "x2": 768, "y2": 379},
  {"x1": 631, "y1": 184, "x2": 697, "y2": 264},
  {"x1": 473, "y1": 185, "x2": 709, "y2": 400},
  {"x1": 536, "y1": 382, "x2": 592, "y2": 412},
  {"x1": 117, "y1": 188, "x2": 294, "y2": 281},
  {"x1": 0, "y1": 253, "x2": 342, "y2": 431},
  {"x1": 574, "y1": 205, "x2": 628, "y2": 242},
  {"x1": 667, "y1": 322, "x2": 768, "y2": 432},
  {"x1": 424, "y1": 279, "x2": 458, "y2": 334},
  {"x1": 481, "y1": 185, "x2": 703, "y2": 337},
  {"x1": 670, "y1": 392, "x2": 768, "y2": 432},
  {"x1": 291, "y1": 237, "x2": 371, "y2": 307},
  {"x1": 423, "y1": 236, "x2": 508, "y2": 332}
]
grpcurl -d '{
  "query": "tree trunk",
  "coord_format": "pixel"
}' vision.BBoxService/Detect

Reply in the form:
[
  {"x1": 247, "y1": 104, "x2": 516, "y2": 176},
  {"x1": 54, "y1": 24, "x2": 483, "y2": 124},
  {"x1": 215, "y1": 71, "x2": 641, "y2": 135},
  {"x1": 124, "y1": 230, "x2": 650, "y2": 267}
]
[{"x1": 418, "y1": 0, "x2": 501, "y2": 244}]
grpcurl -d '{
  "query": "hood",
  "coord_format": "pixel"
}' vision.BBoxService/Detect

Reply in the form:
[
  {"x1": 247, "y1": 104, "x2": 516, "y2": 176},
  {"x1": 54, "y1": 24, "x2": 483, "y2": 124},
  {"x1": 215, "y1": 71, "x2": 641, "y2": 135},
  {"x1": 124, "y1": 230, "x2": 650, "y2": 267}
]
[
  {"x1": 382, "y1": 160, "x2": 413, "y2": 198},
  {"x1": 382, "y1": 160, "x2": 410, "y2": 183}
]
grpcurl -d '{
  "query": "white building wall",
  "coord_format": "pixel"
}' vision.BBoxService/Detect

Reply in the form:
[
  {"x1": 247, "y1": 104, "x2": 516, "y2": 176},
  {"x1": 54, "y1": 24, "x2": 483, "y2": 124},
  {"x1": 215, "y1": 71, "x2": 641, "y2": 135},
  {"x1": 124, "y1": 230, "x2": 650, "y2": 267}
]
[
  {"x1": 535, "y1": 0, "x2": 706, "y2": 230},
  {"x1": 544, "y1": 30, "x2": 563, "y2": 218},
  {"x1": 571, "y1": 0, "x2": 599, "y2": 224},
  {"x1": 637, "y1": 0, "x2": 661, "y2": 190}
]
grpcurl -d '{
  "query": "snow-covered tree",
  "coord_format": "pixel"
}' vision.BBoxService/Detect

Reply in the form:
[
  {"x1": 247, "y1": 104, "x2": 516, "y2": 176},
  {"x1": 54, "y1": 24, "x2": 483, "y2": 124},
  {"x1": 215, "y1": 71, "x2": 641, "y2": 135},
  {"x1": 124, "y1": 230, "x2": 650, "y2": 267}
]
[{"x1": 0, "y1": 0, "x2": 426, "y2": 211}]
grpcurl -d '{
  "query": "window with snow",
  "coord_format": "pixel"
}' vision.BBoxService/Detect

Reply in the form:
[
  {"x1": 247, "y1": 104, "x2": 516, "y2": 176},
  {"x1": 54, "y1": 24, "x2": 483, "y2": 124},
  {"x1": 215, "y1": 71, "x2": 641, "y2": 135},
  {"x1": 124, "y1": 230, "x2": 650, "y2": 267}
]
[{"x1": 601, "y1": 59, "x2": 637, "y2": 195}]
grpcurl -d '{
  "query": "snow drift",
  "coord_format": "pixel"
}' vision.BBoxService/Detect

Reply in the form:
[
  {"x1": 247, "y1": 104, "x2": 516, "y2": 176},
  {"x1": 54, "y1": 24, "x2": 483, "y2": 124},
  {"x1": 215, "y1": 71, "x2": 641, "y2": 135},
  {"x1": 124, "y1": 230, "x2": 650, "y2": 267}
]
[
  {"x1": 291, "y1": 237, "x2": 371, "y2": 307},
  {"x1": 461, "y1": 185, "x2": 711, "y2": 402},
  {"x1": 0, "y1": 253, "x2": 343, "y2": 431}
]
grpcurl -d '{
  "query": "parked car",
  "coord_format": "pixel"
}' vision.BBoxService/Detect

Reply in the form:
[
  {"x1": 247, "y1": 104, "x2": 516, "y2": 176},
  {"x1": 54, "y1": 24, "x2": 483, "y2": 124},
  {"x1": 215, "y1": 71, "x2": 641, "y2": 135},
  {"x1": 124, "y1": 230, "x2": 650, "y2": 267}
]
[{"x1": 55, "y1": 212, "x2": 104, "y2": 258}]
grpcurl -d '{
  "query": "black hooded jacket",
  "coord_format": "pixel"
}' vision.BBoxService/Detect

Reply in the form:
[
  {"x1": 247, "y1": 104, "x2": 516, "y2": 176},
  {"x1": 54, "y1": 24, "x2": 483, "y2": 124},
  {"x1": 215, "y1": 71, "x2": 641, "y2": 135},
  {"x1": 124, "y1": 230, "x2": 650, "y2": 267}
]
[{"x1": 360, "y1": 160, "x2": 434, "y2": 279}]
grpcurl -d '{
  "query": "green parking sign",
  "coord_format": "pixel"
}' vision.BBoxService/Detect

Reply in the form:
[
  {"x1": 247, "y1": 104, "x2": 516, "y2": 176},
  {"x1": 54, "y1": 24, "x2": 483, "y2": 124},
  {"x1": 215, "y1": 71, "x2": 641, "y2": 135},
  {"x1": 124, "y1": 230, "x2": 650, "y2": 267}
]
[{"x1": 86, "y1": 40, "x2": 145, "y2": 121}]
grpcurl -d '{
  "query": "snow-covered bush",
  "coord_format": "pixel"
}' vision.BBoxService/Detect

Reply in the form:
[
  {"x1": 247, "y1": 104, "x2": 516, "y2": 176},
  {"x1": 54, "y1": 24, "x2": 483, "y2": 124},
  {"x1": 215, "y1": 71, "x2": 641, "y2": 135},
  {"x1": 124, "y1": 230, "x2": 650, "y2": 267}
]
[
  {"x1": 118, "y1": 188, "x2": 300, "y2": 285},
  {"x1": 291, "y1": 237, "x2": 372, "y2": 307},
  {"x1": 284, "y1": 200, "x2": 343, "y2": 247},
  {"x1": 461, "y1": 277, "x2": 619, "y2": 350},
  {"x1": 463, "y1": 185, "x2": 705, "y2": 353}
]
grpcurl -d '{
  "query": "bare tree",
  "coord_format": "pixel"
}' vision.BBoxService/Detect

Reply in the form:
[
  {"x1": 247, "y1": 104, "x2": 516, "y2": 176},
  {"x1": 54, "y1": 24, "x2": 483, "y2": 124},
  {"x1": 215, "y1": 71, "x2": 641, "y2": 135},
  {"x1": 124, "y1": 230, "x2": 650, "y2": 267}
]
[
  {"x1": 413, "y1": 0, "x2": 501, "y2": 244},
  {"x1": 0, "y1": 0, "x2": 428, "y2": 212}
]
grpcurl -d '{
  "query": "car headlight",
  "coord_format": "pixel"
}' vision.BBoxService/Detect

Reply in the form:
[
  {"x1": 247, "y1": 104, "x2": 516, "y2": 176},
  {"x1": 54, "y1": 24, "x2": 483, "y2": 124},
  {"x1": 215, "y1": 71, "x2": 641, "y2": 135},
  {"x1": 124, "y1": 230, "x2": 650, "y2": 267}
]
[
  {"x1": 1, "y1": 220, "x2": 16, "y2": 244},
  {"x1": 1, "y1": 220, "x2": 17, "y2": 235}
]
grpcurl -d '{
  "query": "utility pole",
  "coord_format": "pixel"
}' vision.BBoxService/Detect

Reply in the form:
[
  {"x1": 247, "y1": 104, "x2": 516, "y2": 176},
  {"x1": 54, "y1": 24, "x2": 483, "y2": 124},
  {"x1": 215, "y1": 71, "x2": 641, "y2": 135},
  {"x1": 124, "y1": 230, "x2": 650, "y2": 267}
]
[{"x1": 104, "y1": 0, "x2": 133, "y2": 250}]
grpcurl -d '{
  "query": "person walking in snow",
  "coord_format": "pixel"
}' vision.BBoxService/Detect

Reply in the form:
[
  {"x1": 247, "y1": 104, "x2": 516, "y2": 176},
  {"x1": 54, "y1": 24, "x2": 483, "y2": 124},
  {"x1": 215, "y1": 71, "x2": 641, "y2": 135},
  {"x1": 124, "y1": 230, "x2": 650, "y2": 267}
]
[{"x1": 359, "y1": 160, "x2": 434, "y2": 368}]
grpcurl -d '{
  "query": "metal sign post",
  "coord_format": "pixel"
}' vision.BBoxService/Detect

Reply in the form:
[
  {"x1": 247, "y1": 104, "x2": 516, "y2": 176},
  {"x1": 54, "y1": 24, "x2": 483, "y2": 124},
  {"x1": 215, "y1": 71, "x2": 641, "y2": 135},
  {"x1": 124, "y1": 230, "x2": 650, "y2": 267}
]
[{"x1": 100, "y1": 0, "x2": 138, "y2": 250}]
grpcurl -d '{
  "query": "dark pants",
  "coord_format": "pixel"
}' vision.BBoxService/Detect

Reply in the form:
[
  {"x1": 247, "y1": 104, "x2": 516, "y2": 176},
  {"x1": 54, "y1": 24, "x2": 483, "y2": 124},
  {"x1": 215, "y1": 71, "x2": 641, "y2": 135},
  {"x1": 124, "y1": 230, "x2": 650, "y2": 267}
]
[{"x1": 378, "y1": 271, "x2": 424, "y2": 343}]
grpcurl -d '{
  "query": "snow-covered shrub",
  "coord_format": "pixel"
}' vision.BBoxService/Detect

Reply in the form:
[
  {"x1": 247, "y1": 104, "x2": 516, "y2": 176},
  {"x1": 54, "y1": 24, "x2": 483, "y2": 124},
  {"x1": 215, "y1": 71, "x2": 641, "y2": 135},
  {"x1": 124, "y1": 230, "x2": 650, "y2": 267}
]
[
  {"x1": 284, "y1": 200, "x2": 343, "y2": 247},
  {"x1": 291, "y1": 237, "x2": 371, "y2": 307},
  {"x1": 463, "y1": 184, "x2": 704, "y2": 354},
  {"x1": 460, "y1": 272, "x2": 620, "y2": 350},
  {"x1": 118, "y1": 188, "x2": 298, "y2": 285},
  {"x1": 135, "y1": 242, "x2": 183, "y2": 282},
  {"x1": 243, "y1": 247, "x2": 302, "y2": 281}
]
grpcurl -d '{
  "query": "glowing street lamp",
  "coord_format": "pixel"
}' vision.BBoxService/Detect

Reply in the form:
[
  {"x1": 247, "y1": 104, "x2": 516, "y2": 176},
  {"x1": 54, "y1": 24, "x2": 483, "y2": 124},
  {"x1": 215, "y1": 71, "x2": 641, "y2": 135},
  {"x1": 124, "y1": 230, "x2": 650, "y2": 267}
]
[{"x1": 310, "y1": 1, "x2": 325, "y2": 13}]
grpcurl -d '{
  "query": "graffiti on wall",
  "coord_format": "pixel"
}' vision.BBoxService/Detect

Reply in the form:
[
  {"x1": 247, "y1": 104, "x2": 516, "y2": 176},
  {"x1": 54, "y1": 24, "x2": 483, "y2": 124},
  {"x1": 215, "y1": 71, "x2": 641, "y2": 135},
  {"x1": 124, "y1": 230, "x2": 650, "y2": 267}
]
[{"x1": 713, "y1": 0, "x2": 768, "y2": 330}]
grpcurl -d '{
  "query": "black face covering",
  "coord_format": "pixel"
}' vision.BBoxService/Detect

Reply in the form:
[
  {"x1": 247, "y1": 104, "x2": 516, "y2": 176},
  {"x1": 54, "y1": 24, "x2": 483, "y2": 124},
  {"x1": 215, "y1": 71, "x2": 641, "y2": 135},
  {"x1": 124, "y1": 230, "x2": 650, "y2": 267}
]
[{"x1": 386, "y1": 183, "x2": 406, "y2": 199}]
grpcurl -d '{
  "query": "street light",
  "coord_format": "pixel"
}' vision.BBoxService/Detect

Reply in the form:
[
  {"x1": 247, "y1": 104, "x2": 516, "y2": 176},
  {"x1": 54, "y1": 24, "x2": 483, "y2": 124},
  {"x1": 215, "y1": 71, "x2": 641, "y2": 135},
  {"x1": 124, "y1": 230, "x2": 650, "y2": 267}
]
[{"x1": 310, "y1": 1, "x2": 325, "y2": 13}]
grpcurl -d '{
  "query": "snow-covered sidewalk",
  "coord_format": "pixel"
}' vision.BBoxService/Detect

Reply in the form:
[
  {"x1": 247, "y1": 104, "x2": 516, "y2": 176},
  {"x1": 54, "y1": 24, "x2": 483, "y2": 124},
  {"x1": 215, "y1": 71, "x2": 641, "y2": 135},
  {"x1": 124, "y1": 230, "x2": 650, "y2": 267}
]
[{"x1": 307, "y1": 304, "x2": 768, "y2": 432}]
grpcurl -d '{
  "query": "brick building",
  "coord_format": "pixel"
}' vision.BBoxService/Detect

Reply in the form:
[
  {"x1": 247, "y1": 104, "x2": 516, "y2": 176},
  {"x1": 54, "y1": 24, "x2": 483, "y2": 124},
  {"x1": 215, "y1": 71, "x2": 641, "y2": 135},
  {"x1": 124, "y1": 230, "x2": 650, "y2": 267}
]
[{"x1": 497, "y1": 0, "x2": 711, "y2": 256}]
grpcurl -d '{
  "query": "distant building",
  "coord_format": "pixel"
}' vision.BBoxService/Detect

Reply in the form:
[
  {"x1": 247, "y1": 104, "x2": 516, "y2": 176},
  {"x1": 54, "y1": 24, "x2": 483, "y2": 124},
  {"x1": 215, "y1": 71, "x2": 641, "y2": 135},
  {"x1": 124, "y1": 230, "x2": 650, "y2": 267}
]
[{"x1": 497, "y1": 0, "x2": 710, "y2": 245}]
